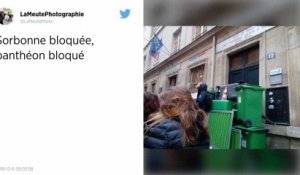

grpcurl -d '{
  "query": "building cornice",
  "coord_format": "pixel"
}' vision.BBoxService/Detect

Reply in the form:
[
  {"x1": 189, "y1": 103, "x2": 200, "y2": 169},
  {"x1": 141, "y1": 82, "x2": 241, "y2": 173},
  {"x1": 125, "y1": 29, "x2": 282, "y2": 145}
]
[{"x1": 144, "y1": 26, "x2": 225, "y2": 79}]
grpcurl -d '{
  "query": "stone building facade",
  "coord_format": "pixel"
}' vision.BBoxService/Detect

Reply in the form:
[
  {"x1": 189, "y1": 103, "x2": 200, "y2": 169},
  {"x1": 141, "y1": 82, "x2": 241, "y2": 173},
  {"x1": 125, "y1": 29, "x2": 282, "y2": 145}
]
[{"x1": 144, "y1": 26, "x2": 300, "y2": 148}]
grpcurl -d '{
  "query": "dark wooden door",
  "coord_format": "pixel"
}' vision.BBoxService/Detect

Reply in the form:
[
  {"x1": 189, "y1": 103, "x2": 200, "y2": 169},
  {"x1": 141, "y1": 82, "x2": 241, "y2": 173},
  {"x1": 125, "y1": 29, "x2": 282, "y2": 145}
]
[{"x1": 229, "y1": 45, "x2": 259, "y2": 85}]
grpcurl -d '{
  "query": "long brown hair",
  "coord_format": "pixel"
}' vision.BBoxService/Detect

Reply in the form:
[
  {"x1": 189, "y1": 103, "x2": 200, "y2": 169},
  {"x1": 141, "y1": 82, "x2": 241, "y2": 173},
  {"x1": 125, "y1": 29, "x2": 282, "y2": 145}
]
[{"x1": 146, "y1": 87, "x2": 208, "y2": 146}]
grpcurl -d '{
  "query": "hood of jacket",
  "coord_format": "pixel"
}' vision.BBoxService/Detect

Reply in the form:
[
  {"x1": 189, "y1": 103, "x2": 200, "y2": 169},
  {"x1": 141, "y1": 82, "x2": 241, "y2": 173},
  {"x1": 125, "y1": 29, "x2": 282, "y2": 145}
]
[{"x1": 198, "y1": 83, "x2": 207, "y2": 92}]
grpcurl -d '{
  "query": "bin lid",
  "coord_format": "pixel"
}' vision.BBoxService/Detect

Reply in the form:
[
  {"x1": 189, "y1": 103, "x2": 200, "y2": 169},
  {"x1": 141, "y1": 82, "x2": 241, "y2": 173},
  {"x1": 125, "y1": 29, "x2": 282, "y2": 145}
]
[
  {"x1": 235, "y1": 85, "x2": 265, "y2": 91},
  {"x1": 212, "y1": 100, "x2": 232, "y2": 103},
  {"x1": 234, "y1": 125, "x2": 268, "y2": 132}
]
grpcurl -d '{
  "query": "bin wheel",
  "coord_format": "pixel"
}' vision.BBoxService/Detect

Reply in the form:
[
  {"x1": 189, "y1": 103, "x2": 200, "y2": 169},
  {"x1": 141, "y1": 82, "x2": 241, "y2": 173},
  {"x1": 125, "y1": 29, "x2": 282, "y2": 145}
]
[{"x1": 243, "y1": 120, "x2": 252, "y2": 128}]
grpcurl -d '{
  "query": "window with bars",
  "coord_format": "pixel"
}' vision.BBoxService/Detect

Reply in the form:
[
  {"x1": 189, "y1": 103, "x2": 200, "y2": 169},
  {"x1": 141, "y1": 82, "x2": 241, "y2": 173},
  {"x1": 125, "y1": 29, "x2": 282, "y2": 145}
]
[{"x1": 190, "y1": 65, "x2": 205, "y2": 93}]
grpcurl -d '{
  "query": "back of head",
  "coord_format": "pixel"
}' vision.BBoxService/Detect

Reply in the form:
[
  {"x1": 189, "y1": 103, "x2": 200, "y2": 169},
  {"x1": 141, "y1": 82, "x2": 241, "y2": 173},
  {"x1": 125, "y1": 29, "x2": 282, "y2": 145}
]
[
  {"x1": 157, "y1": 86, "x2": 208, "y2": 146},
  {"x1": 144, "y1": 92, "x2": 160, "y2": 121},
  {"x1": 199, "y1": 83, "x2": 208, "y2": 92},
  {"x1": 159, "y1": 86, "x2": 196, "y2": 117}
]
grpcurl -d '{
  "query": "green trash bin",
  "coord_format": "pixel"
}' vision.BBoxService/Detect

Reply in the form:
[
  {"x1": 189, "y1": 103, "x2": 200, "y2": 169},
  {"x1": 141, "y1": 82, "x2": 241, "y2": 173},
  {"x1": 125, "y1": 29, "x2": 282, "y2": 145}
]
[
  {"x1": 230, "y1": 128, "x2": 242, "y2": 149},
  {"x1": 235, "y1": 85, "x2": 265, "y2": 127},
  {"x1": 235, "y1": 125, "x2": 268, "y2": 149},
  {"x1": 211, "y1": 100, "x2": 233, "y2": 111}
]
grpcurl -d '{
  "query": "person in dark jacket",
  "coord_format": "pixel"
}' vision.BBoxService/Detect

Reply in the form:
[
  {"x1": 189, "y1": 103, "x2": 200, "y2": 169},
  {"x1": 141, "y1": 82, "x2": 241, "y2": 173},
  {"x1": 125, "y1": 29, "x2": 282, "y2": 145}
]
[
  {"x1": 144, "y1": 87, "x2": 209, "y2": 149},
  {"x1": 196, "y1": 83, "x2": 212, "y2": 113}
]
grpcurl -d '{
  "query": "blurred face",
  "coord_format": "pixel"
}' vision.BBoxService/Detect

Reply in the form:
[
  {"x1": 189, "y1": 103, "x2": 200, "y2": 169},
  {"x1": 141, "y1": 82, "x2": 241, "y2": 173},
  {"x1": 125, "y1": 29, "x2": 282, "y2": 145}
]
[{"x1": 4, "y1": 14, "x2": 9, "y2": 20}]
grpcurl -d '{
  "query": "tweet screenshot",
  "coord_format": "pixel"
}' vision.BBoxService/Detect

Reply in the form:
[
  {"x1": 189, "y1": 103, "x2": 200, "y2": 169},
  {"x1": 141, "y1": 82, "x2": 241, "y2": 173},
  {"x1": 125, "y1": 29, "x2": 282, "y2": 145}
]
[{"x1": 1, "y1": 0, "x2": 142, "y2": 175}]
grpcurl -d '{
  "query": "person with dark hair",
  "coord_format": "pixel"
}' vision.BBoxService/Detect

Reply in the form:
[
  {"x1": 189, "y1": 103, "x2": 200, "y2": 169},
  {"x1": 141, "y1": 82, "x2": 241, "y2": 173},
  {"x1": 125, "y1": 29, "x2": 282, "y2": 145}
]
[
  {"x1": 0, "y1": 11, "x2": 5, "y2": 25},
  {"x1": 196, "y1": 83, "x2": 212, "y2": 113},
  {"x1": 144, "y1": 92, "x2": 160, "y2": 122},
  {"x1": 144, "y1": 87, "x2": 209, "y2": 149}
]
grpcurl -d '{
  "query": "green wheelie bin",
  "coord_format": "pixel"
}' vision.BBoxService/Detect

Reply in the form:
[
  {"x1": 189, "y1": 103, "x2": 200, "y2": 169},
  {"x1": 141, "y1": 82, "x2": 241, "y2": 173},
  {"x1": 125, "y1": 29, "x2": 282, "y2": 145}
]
[
  {"x1": 235, "y1": 125, "x2": 268, "y2": 149},
  {"x1": 211, "y1": 100, "x2": 233, "y2": 111},
  {"x1": 235, "y1": 85, "x2": 265, "y2": 127}
]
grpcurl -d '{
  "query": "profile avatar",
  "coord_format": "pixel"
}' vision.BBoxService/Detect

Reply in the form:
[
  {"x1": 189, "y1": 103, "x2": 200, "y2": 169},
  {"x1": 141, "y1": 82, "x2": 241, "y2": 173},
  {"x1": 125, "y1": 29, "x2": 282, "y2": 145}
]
[{"x1": 0, "y1": 8, "x2": 13, "y2": 25}]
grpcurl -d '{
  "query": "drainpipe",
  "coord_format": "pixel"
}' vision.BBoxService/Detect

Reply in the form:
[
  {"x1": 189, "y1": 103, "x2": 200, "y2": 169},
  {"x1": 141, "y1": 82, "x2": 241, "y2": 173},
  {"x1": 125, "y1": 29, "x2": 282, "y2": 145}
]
[{"x1": 211, "y1": 35, "x2": 216, "y2": 88}]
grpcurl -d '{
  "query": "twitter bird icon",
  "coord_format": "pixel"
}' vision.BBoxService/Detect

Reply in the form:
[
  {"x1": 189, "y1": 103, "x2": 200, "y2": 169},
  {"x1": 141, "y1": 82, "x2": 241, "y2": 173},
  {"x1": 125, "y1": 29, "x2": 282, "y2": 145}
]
[{"x1": 120, "y1": 9, "x2": 130, "y2": 19}]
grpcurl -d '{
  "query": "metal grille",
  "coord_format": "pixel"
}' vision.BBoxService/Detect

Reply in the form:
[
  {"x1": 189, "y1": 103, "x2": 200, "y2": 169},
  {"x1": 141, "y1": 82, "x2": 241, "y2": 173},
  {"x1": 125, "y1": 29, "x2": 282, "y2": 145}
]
[{"x1": 208, "y1": 110, "x2": 233, "y2": 149}]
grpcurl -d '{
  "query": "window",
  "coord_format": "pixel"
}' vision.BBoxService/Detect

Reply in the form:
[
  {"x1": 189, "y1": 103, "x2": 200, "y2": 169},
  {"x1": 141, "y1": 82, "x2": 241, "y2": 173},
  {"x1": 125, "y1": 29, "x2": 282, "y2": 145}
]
[
  {"x1": 158, "y1": 87, "x2": 163, "y2": 93},
  {"x1": 146, "y1": 53, "x2": 151, "y2": 69},
  {"x1": 202, "y1": 26, "x2": 208, "y2": 33},
  {"x1": 144, "y1": 85, "x2": 148, "y2": 92},
  {"x1": 194, "y1": 26, "x2": 208, "y2": 39},
  {"x1": 230, "y1": 55, "x2": 243, "y2": 70},
  {"x1": 194, "y1": 26, "x2": 201, "y2": 38},
  {"x1": 190, "y1": 65, "x2": 205, "y2": 93},
  {"x1": 229, "y1": 45, "x2": 259, "y2": 85},
  {"x1": 151, "y1": 82, "x2": 156, "y2": 93},
  {"x1": 143, "y1": 55, "x2": 147, "y2": 70},
  {"x1": 151, "y1": 26, "x2": 160, "y2": 37},
  {"x1": 172, "y1": 29, "x2": 181, "y2": 53},
  {"x1": 247, "y1": 48, "x2": 259, "y2": 65},
  {"x1": 169, "y1": 75, "x2": 177, "y2": 87}
]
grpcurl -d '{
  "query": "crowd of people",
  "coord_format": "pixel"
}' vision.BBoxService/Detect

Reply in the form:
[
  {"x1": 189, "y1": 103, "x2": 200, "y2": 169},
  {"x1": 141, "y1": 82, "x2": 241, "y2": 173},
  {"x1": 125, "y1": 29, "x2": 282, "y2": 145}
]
[{"x1": 144, "y1": 83, "x2": 212, "y2": 149}]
